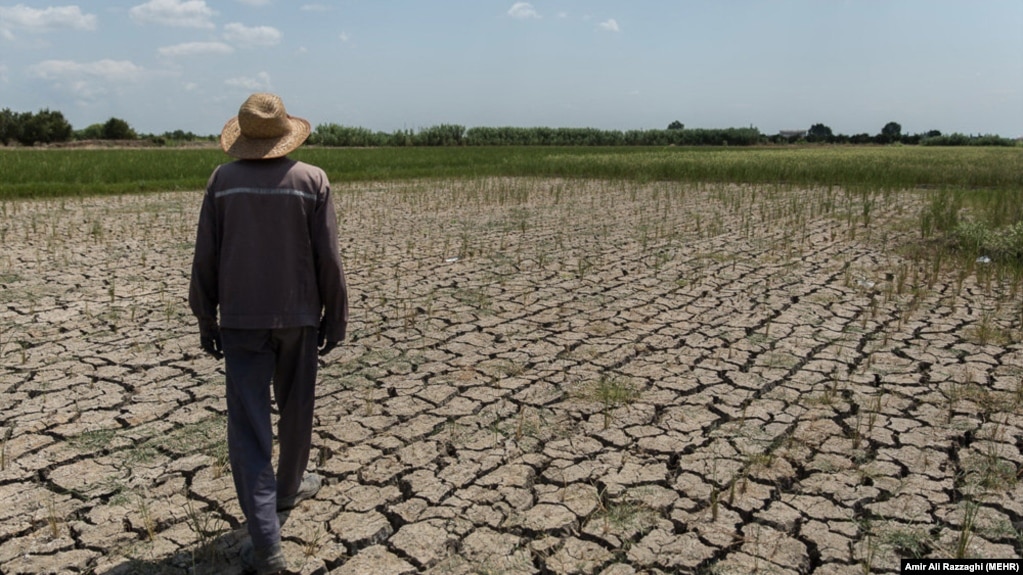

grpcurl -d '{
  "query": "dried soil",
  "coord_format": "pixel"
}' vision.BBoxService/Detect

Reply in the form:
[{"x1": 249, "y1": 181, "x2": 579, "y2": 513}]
[{"x1": 1, "y1": 179, "x2": 1020, "y2": 574}]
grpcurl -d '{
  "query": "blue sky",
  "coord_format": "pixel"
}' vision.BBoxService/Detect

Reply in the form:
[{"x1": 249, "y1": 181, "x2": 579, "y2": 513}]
[{"x1": 1, "y1": 1, "x2": 1021, "y2": 137}]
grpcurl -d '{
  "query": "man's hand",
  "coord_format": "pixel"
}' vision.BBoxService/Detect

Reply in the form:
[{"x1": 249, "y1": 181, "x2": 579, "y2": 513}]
[
  {"x1": 201, "y1": 333, "x2": 223, "y2": 359},
  {"x1": 318, "y1": 340, "x2": 339, "y2": 356},
  {"x1": 318, "y1": 321, "x2": 339, "y2": 356},
  {"x1": 199, "y1": 321, "x2": 223, "y2": 360}
]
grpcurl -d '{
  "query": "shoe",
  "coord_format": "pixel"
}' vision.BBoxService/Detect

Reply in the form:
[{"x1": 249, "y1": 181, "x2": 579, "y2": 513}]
[
  {"x1": 277, "y1": 473, "x2": 322, "y2": 511},
  {"x1": 240, "y1": 540, "x2": 287, "y2": 575}
]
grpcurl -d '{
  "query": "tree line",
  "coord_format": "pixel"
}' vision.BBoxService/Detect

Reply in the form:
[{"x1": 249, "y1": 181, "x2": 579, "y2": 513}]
[
  {"x1": 1, "y1": 107, "x2": 1017, "y2": 148},
  {"x1": 791, "y1": 122, "x2": 1018, "y2": 146},
  {"x1": 0, "y1": 108, "x2": 212, "y2": 146},
  {"x1": 308, "y1": 124, "x2": 764, "y2": 147},
  {"x1": 300, "y1": 121, "x2": 1020, "y2": 147}
]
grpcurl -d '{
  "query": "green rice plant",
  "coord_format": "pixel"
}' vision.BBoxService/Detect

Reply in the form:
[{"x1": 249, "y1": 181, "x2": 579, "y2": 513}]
[
  {"x1": 865, "y1": 394, "x2": 883, "y2": 437},
  {"x1": 574, "y1": 255, "x2": 594, "y2": 279},
  {"x1": 590, "y1": 374, "x2": 640, "y2": 430},
  {"x1": 878, "y1": 527, "x2": 935, "y2": 559},
  {"x1": 964, "y1": 417, "x2": 1018, "y2": 492},
  {"x1": 184, "y1": 496, "x2": 226, "y2": 560},
  {"x1": 570, "y1": 374, "x2": 641, "y2": 430},
  {"x1": 137, "y1": 492, "x2": 157, "y2": 541},
  {"x1": 452, "y1": 287, "x2": 492, "y2": 312},
  {"x1": 920, "y1": 188, "x2": 964, "y2": 238},
  {"x1": 69, "y1": 428, "x2": 118, "y2": 452},
  {"x1": 303, "y1": 524, "x2": 327, "y2": 558},
  {"x1": 709, "y1": 487, "x2": 720, "y2": 520},
  {"x1": 121, "y1": 445, "x2": 160, "y2": 468},
  {"x1": 861, "y1": 190, "x2": 876, "y2": 227},
  {"x1": 954, "y1": 499, "x2": 980, "y2": 559},
  {"x1": 360, "y1": 384, "x2": 378, "y2": 417},
  {"x1": 966, "y1": 312, "x2": 1013, "y2": 346},
  {"x1": 0, "y1": 427, "x2": 10, "y2": 471},
  {"x1": 90, "y1": 218, "x2": 103, "y2": 240},
  {"x1": 983, "y1": 519, "x2": 1023, "y2": 552},
  {"x1": 45, "y1": 495, "x2": 63, "y2": 539},
  {"x1": 595, "y1": 500, "x2": 660, "y2": 540},
  {"x1": 3, "y1": 146, "x2": 1021, "y2": 199},
  {"x1": 144, "y1": 415, "x2": 228, "y2": 464},
  {"x1": 859, "y1": 532, "x2": 877, "y2": 575}
]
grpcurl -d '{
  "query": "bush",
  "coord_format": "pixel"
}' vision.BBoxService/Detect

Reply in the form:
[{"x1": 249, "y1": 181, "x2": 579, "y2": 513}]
[
  {"x1": 921, "y1": 133, "x2": 1017, "y2": 147},
  {"x1": 76, "y1": 123, "x2": 105, "y2": 140},
  {"x1": 951, "y1": 220, "x2": 1023, "y2": 262},
  {"x1": 952, "y1": 221, "x2": 991, "y2": 254}
]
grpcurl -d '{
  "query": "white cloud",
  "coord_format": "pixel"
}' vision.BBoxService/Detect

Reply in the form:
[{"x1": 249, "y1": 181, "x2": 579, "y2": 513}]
[
  {"x1": 339, "y1": 32, "x2": 349, "y2": 43},
  {"x1": 225, "y1": 71, "x2": 272, "y2": 91},
  {"x1": 130, "y1": 0, "x2": 215, "y2": 29},
  {"x1": 159, "y1": 41, "x2": 233, "y2": 57},
  {"x1": 30, "y1": 59, "x2": 146, "y2": 99},
  {"x1": 0, "y1": 4, "x2": 97, "y2": 35},
  {"x1": 32, "y1": 59, "x2": 144, "y2": 82},
  {"x1": 597, "y1": 18, "x2": 619, "y2": 32},
  {"x1": 223, "y1": 22, "x2": 281, "y2": 47},
  {"x1": 237, "y1": 0, "x2": 270, "y2": 5},
  {"x1": 300, "y1": 4, "x2": 332, "y2": 12},
  {"x1": 508, "y1": 2, "x2": 539, "y2": 20}
]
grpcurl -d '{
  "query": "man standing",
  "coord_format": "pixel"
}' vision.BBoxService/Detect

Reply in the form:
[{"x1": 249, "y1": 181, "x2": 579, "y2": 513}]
[{"x1": 189, "y1": 93, "x2": 348, "y2": 574}]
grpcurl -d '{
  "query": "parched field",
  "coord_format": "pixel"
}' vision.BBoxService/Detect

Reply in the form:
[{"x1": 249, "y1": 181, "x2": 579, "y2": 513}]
[{"x1": 1, "y1": 178, "x2": 1021, "y2": 574}]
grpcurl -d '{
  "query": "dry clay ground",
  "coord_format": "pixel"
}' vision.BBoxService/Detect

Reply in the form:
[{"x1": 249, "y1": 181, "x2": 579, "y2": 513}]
[{"x1": 1, "y1": 178, "x2": 1021, "y2": 575}]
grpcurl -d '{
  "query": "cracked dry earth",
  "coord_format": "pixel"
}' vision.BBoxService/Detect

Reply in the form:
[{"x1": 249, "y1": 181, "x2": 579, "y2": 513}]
[{"x1": 1, "y1": 178, "x2": 1021, "y2": 575}]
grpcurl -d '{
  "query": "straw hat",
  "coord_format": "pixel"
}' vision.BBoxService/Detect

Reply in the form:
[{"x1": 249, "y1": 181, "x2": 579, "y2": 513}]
[{"x1": 220, "y1": 93, "x2": 311, "y2": 159}]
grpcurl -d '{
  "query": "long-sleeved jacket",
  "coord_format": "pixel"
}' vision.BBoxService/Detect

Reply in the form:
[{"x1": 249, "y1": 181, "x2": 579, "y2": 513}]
[{"x1": 189, "y1": 157, "x2": 348, "y2": 342}]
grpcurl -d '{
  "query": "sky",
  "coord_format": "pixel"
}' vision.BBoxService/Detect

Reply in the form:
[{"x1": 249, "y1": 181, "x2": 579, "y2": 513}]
[{"x1": 1, "y1": 1, "x2": 1021, "y2": 138}]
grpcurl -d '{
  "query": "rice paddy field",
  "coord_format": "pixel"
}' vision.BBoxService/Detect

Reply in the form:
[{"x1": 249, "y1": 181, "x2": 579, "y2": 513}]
[{"x1": 1, "y1": 146, "x2": 1022, "y2": 574}]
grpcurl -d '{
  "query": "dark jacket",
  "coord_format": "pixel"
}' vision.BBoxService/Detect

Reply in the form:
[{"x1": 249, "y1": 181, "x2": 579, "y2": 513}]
[{"x1": 189, "y1": 157, "x2": 348, "y2": 342}]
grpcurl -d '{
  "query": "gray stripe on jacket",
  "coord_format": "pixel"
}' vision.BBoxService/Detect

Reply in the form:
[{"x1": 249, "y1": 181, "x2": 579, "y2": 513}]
[{"x1": 215, "y1": 187, "x2": 318, "y2": 201}]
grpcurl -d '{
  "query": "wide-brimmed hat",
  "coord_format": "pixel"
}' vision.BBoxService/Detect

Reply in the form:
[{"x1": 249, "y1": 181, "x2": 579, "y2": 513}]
[{"x1": 220, "y1": 93, "x2": 311, "y2": 159}]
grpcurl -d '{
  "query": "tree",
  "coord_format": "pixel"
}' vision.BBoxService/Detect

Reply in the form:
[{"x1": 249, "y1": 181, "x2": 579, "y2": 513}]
[
  {"x1": 879, "y1": 121, "x2": 902, "y2": 144},
  {"x1": 667, "y1": 120, "x2": 684, "y2": 130},
  {"x1": 807, "y1": 123, "x2": 834, "y2": 143},
  {"x1": 77, "y1": 123, "x2": 105, "y2": 140},
  {"x1": 101, "y1": 117, "x2": 137, "y2": 140},
  {"x1": 16, "y1": 109, "x2": 73, "y2": 145},
  {"x1": 0, "y1": 108, "x2": 18, "y2": 145}
]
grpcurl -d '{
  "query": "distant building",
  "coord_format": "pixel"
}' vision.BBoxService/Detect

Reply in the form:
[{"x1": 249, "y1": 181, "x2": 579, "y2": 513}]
[{"x1": 778, "y1": 130, "x2": 807, "y2": 140}]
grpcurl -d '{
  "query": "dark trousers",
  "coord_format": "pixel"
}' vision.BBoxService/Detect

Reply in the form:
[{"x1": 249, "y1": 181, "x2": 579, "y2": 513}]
[{"x1": 221, "y1": 326, "x2": 318, "y2": 549}]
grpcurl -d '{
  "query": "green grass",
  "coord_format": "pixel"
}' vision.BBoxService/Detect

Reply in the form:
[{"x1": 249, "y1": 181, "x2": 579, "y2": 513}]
[
  {"x1": 3, "y1": 145, "x2": 1020, "y2": 267},
  {"x1": 1, "y1": 145, "x2": 1020, "y2": 199},
  {"x1": 0, "y1": 149, "x2": 221, "y2": 197}
]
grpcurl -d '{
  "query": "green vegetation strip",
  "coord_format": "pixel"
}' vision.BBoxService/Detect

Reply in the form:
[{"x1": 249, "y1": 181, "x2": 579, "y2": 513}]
[{"x1": 1, "y1": 146, "x2": 1020, "y2": 199}]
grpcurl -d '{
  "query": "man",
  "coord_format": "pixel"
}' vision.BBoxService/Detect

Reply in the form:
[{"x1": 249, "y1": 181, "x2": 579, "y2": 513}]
[{"x1": 189, "y1": 92, "x2": 348, "y2": 574}]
